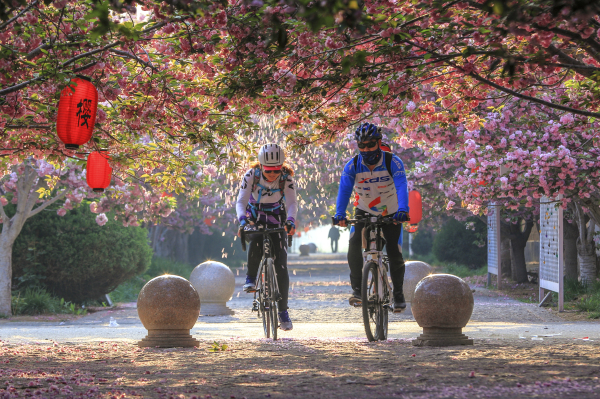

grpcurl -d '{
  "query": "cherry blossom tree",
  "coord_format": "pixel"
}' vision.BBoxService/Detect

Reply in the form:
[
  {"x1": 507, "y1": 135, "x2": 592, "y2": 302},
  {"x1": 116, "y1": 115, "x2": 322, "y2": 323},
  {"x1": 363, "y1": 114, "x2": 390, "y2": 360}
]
[{"x1": 3, "y1": 0, "x2": 600, "y2": 307}]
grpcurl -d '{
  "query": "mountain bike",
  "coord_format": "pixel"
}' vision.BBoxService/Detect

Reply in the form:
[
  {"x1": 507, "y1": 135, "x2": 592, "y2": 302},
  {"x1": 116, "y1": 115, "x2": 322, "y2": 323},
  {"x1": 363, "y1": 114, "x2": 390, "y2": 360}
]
[
  {"x1": 342, "y1": 215, "x2": 396, "y2": 341},
  {"x1": 240, "y1": 225, "x2": 292, "y2": 340}
]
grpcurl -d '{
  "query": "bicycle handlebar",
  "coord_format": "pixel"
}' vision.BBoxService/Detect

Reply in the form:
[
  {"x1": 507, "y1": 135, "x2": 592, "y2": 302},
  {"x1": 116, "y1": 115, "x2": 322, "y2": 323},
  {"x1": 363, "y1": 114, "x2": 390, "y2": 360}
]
[
  {"x1": 331, "y1": 215, "x2": 397, "y2": 226},
  {"x1": 239, "y1": 226, "x2": 293, "y2": 252}
]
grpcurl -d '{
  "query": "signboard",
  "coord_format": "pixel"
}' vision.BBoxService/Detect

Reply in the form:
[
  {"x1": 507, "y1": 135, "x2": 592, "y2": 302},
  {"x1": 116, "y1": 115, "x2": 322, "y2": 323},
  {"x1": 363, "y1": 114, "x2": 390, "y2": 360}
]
[
  {"x1": 539, "y1": 196, "x2": 564, "y2": 311},
  {"x1": 487, "y1": 202, "x2": 501, "y2": 288}
]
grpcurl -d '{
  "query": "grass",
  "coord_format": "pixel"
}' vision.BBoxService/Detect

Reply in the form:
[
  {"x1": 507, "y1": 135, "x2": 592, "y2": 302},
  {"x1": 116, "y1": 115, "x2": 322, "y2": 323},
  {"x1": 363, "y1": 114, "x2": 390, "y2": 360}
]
[
  {"x1": 440, "y1": 262, "x2": 487, "y2": 278},
  {"x1": 11, "y1": 287, "x2": 87, "y2": 316},
  {"x1": 109, "y1": 256, "x2": 196, "y2": 304},
  {"x1": 409, "y1": 252, "x2": 487, "y2": 278},
  {"x1": 551, "y1": 278, "x2": 600, "y2": 318}
]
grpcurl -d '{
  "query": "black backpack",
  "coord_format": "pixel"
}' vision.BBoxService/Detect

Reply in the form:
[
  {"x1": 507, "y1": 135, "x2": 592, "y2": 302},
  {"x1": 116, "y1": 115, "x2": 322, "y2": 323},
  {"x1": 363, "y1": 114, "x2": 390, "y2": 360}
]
[{"x1": 352, "y1": 151, "x2": 394, "y2": 176}]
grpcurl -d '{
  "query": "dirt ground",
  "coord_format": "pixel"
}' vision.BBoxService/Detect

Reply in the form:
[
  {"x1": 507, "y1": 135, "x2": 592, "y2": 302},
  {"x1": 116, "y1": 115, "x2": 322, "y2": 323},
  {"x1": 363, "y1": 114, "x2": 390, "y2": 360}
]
[{"x1": 1, "y1": 339, "x2": 599, "y2": 399}]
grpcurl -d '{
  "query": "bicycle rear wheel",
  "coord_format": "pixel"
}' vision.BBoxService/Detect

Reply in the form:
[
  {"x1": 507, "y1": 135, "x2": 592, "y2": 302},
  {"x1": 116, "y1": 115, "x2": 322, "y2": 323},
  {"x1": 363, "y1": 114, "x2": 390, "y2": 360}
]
[{"x1": 362, "y1": 262, "x2": 385, "y2": 341}]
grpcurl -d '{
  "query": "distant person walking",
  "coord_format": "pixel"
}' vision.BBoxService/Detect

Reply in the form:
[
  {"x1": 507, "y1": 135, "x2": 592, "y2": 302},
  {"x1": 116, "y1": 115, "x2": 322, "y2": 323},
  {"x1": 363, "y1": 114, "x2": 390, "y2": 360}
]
[{"x1": 328, "y1": 225, "x2": 340, "y2": 253}]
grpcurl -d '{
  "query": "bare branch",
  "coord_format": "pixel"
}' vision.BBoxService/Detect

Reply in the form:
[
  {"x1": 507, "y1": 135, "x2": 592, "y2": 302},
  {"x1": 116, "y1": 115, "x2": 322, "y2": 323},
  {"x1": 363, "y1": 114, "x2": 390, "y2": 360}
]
[
  {"x1": 0, "y1": 199, "x2": 9, "y2": 225},
  {"x1": 27, "y1": 189, "x2": 67, "y2": 218}
]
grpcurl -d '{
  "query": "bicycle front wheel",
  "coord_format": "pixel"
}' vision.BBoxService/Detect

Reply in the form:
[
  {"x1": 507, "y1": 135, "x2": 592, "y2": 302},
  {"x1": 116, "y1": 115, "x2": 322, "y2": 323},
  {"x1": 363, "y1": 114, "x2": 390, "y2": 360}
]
[
  {"x1": 259, "y1": 272, "x2": 271, "y2": 338},
  {"x1": 362, "y1": 262, "x2": 386, "y2": 341},
  {"x1": 268, "y1": 260, "x2": 279, "y2": 340}
]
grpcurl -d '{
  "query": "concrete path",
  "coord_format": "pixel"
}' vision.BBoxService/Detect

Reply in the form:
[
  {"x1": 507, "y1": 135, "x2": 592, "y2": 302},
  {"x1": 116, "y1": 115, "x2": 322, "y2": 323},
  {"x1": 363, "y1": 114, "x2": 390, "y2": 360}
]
[{"x1": 1, "y1": 253, "x2": 599, "y2": 343}]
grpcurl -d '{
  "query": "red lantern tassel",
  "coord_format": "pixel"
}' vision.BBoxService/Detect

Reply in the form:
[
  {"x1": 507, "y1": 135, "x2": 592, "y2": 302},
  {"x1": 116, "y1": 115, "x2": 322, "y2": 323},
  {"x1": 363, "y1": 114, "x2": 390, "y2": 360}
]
[{"x1": 56, "y1": 76, "x2": 98, "y2": 149}]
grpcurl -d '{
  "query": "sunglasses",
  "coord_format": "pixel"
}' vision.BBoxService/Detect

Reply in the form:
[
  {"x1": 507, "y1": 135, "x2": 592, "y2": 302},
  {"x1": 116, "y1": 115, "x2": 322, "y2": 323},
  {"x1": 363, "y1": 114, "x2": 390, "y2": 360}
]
[
  {"x1": 263, "y1": 169, "x2": 282, "y2": 174},
  {"x1": 357, "y1": 141, "x2": 379, "y2": 149}
]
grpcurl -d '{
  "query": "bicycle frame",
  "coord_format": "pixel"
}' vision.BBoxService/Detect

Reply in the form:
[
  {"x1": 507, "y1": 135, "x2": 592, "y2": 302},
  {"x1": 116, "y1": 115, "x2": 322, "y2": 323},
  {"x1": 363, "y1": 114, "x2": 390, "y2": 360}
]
[
  {"x1": 253, "y1": 230, "x2": 282, "y2": 303},
  {"x1": 242, "y1": 227, "x2": 286, "y2": 301}
]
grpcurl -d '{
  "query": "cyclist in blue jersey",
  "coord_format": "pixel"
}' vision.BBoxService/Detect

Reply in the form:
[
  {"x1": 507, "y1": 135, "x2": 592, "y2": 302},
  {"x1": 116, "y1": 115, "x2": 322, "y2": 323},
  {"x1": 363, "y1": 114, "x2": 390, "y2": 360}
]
[{"x1": 333, "y1": 122, "x2": 409, "y2": 312}]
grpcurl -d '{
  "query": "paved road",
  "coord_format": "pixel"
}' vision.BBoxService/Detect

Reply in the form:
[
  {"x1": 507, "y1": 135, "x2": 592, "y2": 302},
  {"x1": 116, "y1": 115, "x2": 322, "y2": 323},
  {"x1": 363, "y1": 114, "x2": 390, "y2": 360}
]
[{"x1": 1, "y1": 253, "x2": 599, "y2": 343}]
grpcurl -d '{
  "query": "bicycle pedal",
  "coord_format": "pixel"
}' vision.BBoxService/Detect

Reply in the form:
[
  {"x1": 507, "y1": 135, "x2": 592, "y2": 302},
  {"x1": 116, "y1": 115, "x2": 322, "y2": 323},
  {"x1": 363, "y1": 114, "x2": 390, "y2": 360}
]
[{"x1": 353, "y1": 303, "x2": 362, "y2": 308}]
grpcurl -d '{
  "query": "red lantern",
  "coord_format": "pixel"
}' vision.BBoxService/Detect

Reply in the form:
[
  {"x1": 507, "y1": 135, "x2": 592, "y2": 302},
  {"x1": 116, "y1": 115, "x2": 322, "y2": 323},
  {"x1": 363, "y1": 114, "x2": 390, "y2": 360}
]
[
  {"x1": 204, "y1": 216, "x2": 216, "y2": 226},
  {"x1": 406, "y1": 224, "x2": 419, "y2": 233},
  {"x1": 471, "y1": 167, "x2": 486, "y2": 186},
  {"x1": 408, "y1": 190, "x2": 422, "y2": 225},
  {"x1": 86, "y1": 151, "x2": 111, "y2": 192},
  {"x1": 56, "y1": 76, "x2": 98, "y2": 149}
]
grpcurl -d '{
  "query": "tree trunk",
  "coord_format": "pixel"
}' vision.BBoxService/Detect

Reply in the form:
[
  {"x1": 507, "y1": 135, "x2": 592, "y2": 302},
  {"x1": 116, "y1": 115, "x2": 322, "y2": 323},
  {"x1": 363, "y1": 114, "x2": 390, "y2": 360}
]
[
  {"x1": 502, "y1": 219, "x2": 533, "y2": 283},
  {"x1": 572, "y1": 202, "x2": 598, "y2": 284},
  {"x1": 564, "y1": 218, "x2": 579, "y2": 281},
  {"x1": 0, "y1": 160, "x2": 69, "y2": 315},
  {"x1": 510, "y1": 239, "x2": 529, "y2": 283},
  {"x1": 501, "y1": 237, "x2": 512, "y2": 277},
  {"x1": 577, "y1": 237, "x2": 597, "y2": 284},
  {"x1": 148, "y1": 224, "x2": 190, "y2": 263},
  {"x1": 0, "y1": 237, "x2": 13, "y2": 317}
]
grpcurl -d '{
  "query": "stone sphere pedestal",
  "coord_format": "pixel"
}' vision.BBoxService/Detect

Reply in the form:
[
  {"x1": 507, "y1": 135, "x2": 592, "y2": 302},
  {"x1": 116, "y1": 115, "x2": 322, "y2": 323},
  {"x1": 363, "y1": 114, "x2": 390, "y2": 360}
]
[
  {"x1": 137, "y1": 275, "x2": 200, "y2": 348},
  {"x1": 299, "y1": 244, "x2": 310, "y2": 256},
  {"x1": 190, "y1": 261, "x2": 235, "y2": 316},
  {"x1": 411, "y1": 273, "x2": 474, "y2": 346},
  {"x1": 402, "y1": 261, "x2": 433, "y2": 315}
]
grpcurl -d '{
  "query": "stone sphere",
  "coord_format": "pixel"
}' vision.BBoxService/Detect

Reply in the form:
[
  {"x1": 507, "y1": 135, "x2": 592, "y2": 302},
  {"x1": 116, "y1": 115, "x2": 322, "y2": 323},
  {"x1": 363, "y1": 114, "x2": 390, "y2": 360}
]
[
  {"x1": 137, "y1": 275, "x2": 200, "y2": 330},
  {"x1": 189, "y1": 261, "x2": 235, "y2": 304},
  {"x1": 403, "y1": 261, "x2": 433, "y2": 302},
  {"x1": 411, "y1": 274, "x2": 474, "y2": 329}
]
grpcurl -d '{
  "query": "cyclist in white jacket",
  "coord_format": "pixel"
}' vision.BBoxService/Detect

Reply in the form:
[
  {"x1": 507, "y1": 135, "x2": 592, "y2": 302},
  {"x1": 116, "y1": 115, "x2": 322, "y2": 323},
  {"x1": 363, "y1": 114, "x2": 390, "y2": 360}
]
[{"x1": 236, "y1": 144, "x2": 297, "y2": 331}]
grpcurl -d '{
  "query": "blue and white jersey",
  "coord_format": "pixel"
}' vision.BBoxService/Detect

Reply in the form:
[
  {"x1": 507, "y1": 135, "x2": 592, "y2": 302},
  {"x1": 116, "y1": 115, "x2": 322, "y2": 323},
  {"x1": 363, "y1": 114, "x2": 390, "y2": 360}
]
[{"x1": 335, "y1": 153, "x2": 409, "y2": 217}]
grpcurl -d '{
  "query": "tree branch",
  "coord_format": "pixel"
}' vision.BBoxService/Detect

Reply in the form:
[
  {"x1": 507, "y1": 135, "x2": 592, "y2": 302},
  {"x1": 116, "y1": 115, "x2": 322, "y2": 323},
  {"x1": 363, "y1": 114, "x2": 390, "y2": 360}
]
[
  {"x1": 0, "y1": 0, "x2": 39, "y2": 31},
  {"x1": 0, "y1": 21, "x2": 168, "y2": 97},
  {"x1": 72, "y1": 60, "x2": 98, "y2": 72},
  {"x1": 62, "y1": 42, "x2": 120, "y2": 68},
  {"x1": 109, "y1": 49, "x2": 157, "y2": 71},
  {"x1": 27, "y1": 189, "x2": 67, "y2": 218},
  {"x1": 531, "y1": 23, "x2": 600, "y2": 63},
  {"x1": 468, "y1": 71, "x2": 600, "y2": 118},
  {"x1": 0, "y1": 199, "x2": 8, "y2": 225},
  {"x1": 545, "y1": 44, "x2": 595, "y2": 78},
  {"x1": 5, "y1": 124, "x2": 51, "y2": 130}
]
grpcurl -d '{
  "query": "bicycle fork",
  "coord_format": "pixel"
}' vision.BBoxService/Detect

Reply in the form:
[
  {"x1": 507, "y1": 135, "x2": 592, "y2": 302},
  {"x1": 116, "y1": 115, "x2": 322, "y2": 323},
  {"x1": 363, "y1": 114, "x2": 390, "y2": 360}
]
[{"x1": 363, "y1": 250, "x2": 393, "y2": 311}]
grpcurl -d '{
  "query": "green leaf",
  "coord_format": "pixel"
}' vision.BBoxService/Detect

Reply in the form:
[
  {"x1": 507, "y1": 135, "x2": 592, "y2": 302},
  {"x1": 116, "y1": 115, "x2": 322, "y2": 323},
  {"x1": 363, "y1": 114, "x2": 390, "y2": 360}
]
[{"x1": 381, "y1": 84, "x2": 389, "y2": 96}]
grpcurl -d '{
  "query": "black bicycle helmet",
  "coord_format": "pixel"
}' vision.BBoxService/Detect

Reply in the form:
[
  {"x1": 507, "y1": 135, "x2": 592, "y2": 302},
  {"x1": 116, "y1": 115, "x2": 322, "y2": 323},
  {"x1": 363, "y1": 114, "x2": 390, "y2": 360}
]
[{"x1": 354, "y1": 122, "x2": 382, "y2": 142}]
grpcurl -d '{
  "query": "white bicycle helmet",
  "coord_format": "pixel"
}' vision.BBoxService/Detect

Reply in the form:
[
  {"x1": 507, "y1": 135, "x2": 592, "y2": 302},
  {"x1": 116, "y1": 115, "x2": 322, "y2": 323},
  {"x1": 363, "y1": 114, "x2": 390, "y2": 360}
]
[{"x1": 258, "y1": 143, "x2": 285, "y2": 166}]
